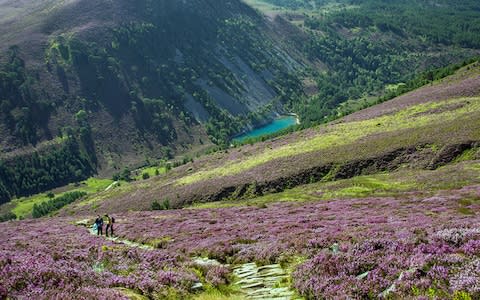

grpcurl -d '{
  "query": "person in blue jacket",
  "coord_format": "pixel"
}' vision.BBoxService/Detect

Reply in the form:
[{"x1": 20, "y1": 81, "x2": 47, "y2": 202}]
[{"x1": 94, "y1": 215, "x2": 103, "y2": 235}]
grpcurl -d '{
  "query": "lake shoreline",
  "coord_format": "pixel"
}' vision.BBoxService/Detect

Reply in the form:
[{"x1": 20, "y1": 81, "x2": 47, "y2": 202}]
[{"x1": 232, "y1": 114, "x2": 299, "y2": 143}]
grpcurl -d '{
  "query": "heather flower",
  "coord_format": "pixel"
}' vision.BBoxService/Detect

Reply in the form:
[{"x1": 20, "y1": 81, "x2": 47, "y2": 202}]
[
  {"x1": 461, "y1": 239, "x2": 480, "y2": 256},
  {"x1": 428, "y1": 265, "x2": 449, "y2": 281},
  {"x1": 205, "y1": 265, "x2": 231, "y2": 286},
  {"x1": 0, "y1": 284, "x2": 7, "y2": 299},
  {"x1": 2, "y1": 192, "x2": 480, "y2": 299},
  {"x1": 451, "y1": 259, "x2": 480, "y2": 295},
  {"x1": 434, "y1": 228, "x2": 480, "y2": 246}
]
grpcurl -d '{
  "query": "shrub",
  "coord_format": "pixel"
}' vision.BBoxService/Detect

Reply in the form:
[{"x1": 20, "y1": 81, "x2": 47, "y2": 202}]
[
  {"x1": 151, "y1": 198, "x2": 170, "y2": 211},
  {"x1": 113, "y1": 167, "x2": 132, "y2": 182},
  {"x1": 0, "y1": 211, "x2": 16, "y2": 222}
]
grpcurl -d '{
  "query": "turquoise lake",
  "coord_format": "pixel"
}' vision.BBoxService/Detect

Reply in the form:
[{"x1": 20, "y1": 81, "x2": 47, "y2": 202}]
[{"x1": 233, "y1": 115, "x2": 298, "y2": 143}]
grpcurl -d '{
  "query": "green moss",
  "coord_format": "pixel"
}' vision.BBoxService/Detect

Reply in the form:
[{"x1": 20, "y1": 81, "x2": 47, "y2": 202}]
[
  {"x1": 193, "y1": 289, "x2": 245, "y2": 300},
  {"x1": 453, "y1": 291, "x2": 473, "y2": 300},
  {"x1": 458, "y1": 207, "x2": 475, "y2": 215},
  {"x1": 147, "y1": 236, "x2": 173, "y2": 249},
  {"x1": 458, "y1": 198, "x2": 473, "y2": 206}
]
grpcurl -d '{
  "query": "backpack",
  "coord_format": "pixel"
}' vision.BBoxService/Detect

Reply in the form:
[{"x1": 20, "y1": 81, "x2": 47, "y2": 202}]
[{"x1": 111, "y1": 217, "x2": 115, "y2": 223}]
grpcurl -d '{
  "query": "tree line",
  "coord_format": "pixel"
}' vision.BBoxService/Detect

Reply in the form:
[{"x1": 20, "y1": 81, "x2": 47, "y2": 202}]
[
  {"x1": 32, "y1": 191, "x2": 87, "y2": 218},
  {"x1": 0, "y1": 136, "x2": 94, "y2": 205}
]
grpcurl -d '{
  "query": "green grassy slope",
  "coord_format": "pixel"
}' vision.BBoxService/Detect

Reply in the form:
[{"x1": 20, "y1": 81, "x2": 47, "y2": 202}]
[
  {"x1": 10, "y1": 178, "x2": 113, "y2": 219},
  {"x1": 65, "y1": 62, "x2": 480, "y2": 215},
  {"x1": 0, "y1": 0, "x2": 305, "y2": 205},
  {"x1": 2, "y1": 0, "x2": 480, "y2": 209}
]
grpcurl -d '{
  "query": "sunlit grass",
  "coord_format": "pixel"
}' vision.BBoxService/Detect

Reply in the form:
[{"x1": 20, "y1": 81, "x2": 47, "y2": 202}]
[
  {"x1": 178, "y1": 97, "x2": 480, "y2": 186},
  {"x1": 190, "y1": 160, "x2": 480, "y2": 209},
  {"x1": 11, "y1": 177, "x2": 113, "y2": 218},
  {"x1": 134, "y1": 166, "x2": 167, "y2": 180},
  {"x1": 75, "y1": 181, "x2": 134, "y2": 208}
]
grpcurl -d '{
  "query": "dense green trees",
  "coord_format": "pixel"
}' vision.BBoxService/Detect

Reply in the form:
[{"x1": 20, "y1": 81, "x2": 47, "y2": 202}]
[
  {"x1": 2, "y1": 0, "x2": 480, "y2": 207},
  {"x1": 63, "y1": 10, "x2": 300, "y2": 147},
  {"x1": 0, "y1": 136, "x2": 94, "y2": 205},
  {"x1": 0, "y1": 47, "x2": 53, "y2": 145},
  {"x1": 284, "y1": 0, "x2": 480, "y2": 126},
  {"x1": 32, "y1": 191, "x2": 87, "y2": 218},
  {"x1": 332, "y1": 57, "x2": 480, "y2": 118},
  {"x1": 112, "y1": 167, "x2": 133, "y2": 182}
]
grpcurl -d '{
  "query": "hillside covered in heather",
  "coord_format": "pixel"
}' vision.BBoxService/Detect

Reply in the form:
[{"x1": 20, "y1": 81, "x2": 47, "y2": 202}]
[
  {"x1": 1, "y1": 59, "x2": 480, "y2": 300},
  {"x1": 65, "y1": 62, "x2": 480, "y2": 214},
  {"x1": 2, "y1": 1, "x2": 480, "y2": 299},
  {"x1": 1, "y1": 0, "x2": 480, "y2": 206}
]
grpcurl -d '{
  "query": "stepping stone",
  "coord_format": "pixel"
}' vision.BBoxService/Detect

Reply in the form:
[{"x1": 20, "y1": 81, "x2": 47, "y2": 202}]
[
  {"x1": 357, "y1": 271, "x2": 369, "y2": 279},
  {"x1": 231, "y1": 261, "x2": 297, "y2": 299},
  {"x1": 191, "y1": 282, "x2": 203, "y2": 291},
  {"x1": 193, "y1": 257, "x2": 222, "y2": 266},
  {"x1": 257, "y1": 264, "x2": 281, "y2": 271},
  {"x1": 247, "y1": 288, "x2": 273, "y2": 295},
  {"x1": 258, "y1": 270, "x2": 285, "y2": 277},
  {"x1": 241, "y1": 282, "x2": 266, "y2": 289},
  {"x1": 236, "y1": 278, "x2": 263, "y2": 285},
  {"x1": 237, "y1": 263, "x2": 255, "y2": 268},
  {"x1": 236, "y1": 271, "x2": 258, "y2": 279}
]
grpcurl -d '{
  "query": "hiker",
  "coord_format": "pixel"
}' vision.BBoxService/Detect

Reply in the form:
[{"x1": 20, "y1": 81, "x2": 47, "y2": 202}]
[
  {"x1": 105, "y1": 214, "x2": 114, "y2": 237},
  {"x1": 95, "y1": 215, "x2": 103, "y2": 235},
  {"x1": 110, "y1": 215, "x2": 115, "y2": 236}
]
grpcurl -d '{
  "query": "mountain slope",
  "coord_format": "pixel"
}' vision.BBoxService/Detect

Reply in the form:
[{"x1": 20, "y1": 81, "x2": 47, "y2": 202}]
[
  {"x1": 246, "y1": 0, "x2": 480, "y2": 124},
  {"x1": 0, "y1": 0, "x2": 305, "y2": 204},
  {"x1": 67, "y1": 61, "x2": 480, "y2": 214},
  {"x1": 2, "y1": 0, "x2": 480, "y2": 206}
]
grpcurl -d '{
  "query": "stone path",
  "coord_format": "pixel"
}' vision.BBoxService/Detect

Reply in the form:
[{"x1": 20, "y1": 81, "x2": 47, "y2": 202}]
[
  {"x1": 233, "y1": 262, "x2": 295, "y2": 299},
  {"x1": 78, "y1": 219, "x2": 297, "y2": 299},
  {"x1": 193, "y1": 257, "x2": 296, "y2": 299}
]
